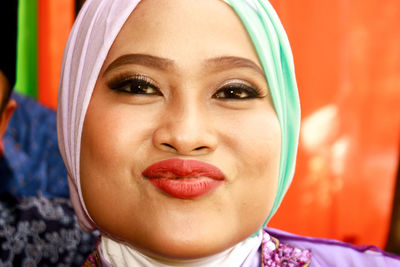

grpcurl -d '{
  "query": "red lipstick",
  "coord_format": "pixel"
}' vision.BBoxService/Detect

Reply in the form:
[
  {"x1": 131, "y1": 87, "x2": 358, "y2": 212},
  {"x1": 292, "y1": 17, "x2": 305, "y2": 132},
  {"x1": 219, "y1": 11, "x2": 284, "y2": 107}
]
[{"x1": 142, "y1": 158, "x2": 225, "y2": 199}]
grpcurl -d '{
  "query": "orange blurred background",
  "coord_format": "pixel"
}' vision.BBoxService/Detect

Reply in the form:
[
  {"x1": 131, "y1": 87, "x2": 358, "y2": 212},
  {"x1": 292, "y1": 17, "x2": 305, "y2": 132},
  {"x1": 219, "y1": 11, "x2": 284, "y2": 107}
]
[
  {"x1": 268, "y1": 0, "x2": 400, "y2": 249},
  {"x1": 35, "y1": 0, "x2": 400, "y2": 249},
  {"x1": 38, "y1": 0, "x2": 74, "y2": 108}
]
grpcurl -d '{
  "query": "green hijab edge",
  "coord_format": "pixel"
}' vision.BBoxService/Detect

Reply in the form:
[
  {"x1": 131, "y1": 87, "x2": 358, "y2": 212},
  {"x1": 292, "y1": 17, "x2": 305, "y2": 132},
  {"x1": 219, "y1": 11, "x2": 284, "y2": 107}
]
[{"x1": 225, "y1": 0, "x2": 301, "y2": 226}]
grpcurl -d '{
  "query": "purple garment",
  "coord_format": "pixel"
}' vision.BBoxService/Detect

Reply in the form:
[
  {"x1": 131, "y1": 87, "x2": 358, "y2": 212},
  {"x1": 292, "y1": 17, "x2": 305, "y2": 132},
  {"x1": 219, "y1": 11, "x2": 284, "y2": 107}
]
[
  {"x1": 257, "y1": 227, "x2": 400, "y2": 266},
  {"x1": 85, "y1": 227, "x2": 400, "y2": 266}
]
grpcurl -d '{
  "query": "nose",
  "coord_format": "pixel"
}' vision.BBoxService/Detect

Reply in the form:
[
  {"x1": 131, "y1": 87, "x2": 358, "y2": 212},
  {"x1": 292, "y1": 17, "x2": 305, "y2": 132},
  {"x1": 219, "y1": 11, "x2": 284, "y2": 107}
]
[{"x1": 152, "y1": 102, "x2": 217, "y2": 156}]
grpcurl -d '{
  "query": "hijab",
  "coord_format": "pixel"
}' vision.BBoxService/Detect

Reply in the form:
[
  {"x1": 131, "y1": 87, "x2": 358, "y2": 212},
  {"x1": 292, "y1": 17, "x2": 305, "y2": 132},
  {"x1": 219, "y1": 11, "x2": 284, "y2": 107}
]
[{"x1": 57, "y1": 0, "x2": 300, "y2": 233}]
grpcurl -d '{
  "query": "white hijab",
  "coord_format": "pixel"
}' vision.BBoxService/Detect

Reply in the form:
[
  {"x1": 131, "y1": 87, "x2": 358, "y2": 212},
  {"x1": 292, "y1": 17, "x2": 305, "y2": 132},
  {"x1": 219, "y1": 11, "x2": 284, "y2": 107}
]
[{"x1": 58, "y1": 0, "x2": 142, "y2": 231}]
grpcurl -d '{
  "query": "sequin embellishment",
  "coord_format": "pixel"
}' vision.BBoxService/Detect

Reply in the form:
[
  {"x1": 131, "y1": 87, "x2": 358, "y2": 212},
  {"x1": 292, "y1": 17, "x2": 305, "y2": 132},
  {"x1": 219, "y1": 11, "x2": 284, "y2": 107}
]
[{"x1": 262, "y1": 231, "x2": 312, "y2": 266}]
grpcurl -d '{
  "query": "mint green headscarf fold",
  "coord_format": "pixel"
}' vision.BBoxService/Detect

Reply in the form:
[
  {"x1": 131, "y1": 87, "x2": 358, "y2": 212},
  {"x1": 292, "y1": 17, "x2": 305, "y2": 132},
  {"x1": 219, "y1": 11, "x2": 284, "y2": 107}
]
[{"x1": 226, "y1": 0, "x2": 301, "y2": 225}]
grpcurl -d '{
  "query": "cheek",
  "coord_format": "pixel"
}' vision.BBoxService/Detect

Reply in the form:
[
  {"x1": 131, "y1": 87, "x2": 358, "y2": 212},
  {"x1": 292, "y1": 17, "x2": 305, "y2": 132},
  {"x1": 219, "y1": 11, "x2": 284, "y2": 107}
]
[
  {"x1": 81, "y1": 98, "x2": 156, "y2": 173},
  {"x1": 224, "y1": 108, "x2": 281, "y2": 177},
  {"x1": 80, "y1": 97, "x2": 155, "y2": 226},
  {"x1": 222, "y1": 109, "x2": 281, "y2": 224}
]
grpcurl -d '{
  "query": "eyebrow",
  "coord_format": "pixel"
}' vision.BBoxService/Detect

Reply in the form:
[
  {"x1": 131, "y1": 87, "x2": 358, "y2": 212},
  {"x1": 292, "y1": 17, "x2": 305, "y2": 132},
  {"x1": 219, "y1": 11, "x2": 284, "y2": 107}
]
[
  {"x1": 103, "y1": 54, "x2": 265, "y2": 77},
  {"x1": 204, "y1": 56, "x2": 265, "y2": 77},
  {"x1": 103, "y1": 54, "x2": 175, "y2": 76}
]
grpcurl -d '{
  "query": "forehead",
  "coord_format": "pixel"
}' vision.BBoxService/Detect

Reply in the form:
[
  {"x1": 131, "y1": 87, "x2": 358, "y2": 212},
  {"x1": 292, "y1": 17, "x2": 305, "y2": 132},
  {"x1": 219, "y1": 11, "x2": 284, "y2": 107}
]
[{"x1": 102, "y1": 0, "x2": 261, "y2": 70}]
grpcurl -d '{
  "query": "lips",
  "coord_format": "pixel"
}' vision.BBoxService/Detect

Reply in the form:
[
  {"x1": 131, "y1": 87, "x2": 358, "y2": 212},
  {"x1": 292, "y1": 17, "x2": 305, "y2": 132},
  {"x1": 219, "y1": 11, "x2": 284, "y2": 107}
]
[{"x1": 142, "y1": 158, "x2": 225, "y2": 199}]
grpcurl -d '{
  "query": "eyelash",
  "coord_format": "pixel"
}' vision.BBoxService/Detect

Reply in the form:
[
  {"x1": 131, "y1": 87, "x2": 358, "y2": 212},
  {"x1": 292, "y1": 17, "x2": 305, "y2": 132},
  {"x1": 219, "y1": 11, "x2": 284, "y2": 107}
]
[
  {"x1": 212, "y1": 82, "x2": 264, "y2": 100},
  {"x1": 107, "y1": 74, "x2": 264, "y2": 100},
  {"x1": 108, "y1": 74, "x2": 162, "y2": 96}
]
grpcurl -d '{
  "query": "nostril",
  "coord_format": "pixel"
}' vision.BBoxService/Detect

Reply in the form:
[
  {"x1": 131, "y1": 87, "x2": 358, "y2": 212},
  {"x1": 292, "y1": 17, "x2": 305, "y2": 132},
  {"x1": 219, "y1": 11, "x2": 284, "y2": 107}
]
[
  {"x1": 162, "y1": 143, "x2": 175, "y2": 150},
  {"x1": 160, "y1": 143, "x2": 209, "y2": 153}
]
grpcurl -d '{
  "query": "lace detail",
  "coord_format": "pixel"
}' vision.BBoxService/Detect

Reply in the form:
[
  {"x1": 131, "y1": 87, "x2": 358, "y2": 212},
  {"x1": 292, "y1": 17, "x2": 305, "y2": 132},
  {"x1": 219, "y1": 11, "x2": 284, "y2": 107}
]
[{"x1": 0, "y1": 194, "x2": 98, "y2": 266}]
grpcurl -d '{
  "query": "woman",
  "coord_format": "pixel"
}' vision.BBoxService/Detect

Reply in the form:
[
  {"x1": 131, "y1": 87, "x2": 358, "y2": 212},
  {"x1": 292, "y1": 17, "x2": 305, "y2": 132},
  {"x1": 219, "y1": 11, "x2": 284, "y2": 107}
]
[{"x1": 57, "y1": 0, "x2": 400, "y2": 265}]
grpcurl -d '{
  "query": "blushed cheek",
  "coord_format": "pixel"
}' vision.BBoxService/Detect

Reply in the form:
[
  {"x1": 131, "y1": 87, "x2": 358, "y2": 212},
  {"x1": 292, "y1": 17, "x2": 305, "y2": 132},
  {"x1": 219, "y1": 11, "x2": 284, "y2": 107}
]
[
  {"x1": 241, "y1": 115, "x2": 281, "y2": 205},
  {"x1": 240, "y1": 114, "x2": 281, "y2": 171},
  {"x1": 83, "y1": 102, "x2": 134, "y2": 164}
]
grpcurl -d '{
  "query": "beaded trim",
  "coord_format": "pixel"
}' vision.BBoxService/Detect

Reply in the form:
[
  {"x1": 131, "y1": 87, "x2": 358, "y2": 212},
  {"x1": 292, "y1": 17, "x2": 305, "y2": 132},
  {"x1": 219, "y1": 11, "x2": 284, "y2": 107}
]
[{"x1": 261, "y1": 230, "x2": 312, "y2": 266}]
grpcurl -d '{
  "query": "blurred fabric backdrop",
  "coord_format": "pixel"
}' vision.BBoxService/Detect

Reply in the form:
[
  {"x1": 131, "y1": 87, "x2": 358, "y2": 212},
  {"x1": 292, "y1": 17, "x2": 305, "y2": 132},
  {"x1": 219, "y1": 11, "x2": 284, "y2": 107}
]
[{"x1": 14, "y1": 0, "x2": 400, "y2": 251}]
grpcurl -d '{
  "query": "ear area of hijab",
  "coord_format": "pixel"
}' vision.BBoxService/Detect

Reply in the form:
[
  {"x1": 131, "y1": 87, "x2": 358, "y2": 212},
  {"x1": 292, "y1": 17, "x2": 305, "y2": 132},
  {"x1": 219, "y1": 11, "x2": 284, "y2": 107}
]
[{"x1": 224, "y1": 0, "x2": 300, "y2": 224}]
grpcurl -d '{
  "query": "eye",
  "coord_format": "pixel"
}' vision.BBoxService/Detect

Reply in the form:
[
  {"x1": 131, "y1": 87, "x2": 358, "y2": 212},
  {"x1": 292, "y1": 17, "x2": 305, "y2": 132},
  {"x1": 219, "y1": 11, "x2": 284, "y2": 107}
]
[
  {"x1": 213, "y1": 83, "x2": 263, "y2": 100},
  {"x1": 108, "y1": 74, "x2": 162, "y2": 96}
]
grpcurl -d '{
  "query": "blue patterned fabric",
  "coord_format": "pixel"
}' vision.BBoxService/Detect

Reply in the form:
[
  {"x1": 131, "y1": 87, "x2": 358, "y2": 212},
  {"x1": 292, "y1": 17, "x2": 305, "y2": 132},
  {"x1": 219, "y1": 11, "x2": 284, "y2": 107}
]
[
  {"x1": 0, "y1": 193, "x2": 98, "y2": 266},
  {"x1": 0, "y1": 93, "x2": 69, "y2": 197}
]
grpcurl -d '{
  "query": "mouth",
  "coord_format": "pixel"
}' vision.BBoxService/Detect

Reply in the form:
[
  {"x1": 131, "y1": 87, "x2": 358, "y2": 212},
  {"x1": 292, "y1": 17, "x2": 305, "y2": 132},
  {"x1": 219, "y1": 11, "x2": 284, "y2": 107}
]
[{"x1": 142, "y1": 158, "x2": 225, "y2": 199}]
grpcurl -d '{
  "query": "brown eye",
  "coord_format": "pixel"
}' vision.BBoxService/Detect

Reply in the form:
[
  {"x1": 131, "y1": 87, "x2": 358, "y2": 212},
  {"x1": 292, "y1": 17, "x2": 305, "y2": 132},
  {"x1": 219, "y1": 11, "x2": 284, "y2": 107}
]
[
  {"x1": 213, "y1": 83, "x2": 262, "y2": 100},
  {"x1": 108, "y1": 75, "x2": 162, "y2": 96}
]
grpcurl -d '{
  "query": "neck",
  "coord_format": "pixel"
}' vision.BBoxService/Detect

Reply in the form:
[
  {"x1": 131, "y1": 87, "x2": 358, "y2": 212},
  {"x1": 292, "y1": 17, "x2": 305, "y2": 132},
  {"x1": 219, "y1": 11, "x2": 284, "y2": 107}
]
[{"x1": 100, "y1": 231, "x2": 262, "y2": 267}]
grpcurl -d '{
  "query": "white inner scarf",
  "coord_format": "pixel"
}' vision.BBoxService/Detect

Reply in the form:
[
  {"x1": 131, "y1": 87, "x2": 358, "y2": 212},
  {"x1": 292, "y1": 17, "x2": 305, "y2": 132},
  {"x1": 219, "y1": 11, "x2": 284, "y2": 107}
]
[{"x1": 100, "y1": 231, "x2": 262, "y2": 267}]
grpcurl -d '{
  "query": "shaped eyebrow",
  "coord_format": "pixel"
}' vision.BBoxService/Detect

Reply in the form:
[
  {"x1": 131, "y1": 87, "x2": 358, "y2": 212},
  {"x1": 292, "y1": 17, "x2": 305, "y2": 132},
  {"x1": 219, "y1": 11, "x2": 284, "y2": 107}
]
[
  {"x1": 204, "y1": 56, "x2": 265, "y2": 77},
  {"x1": 103, "y1": 54, "x2": 265, "y2": 77},
  {"x1": 103, "y1": 53, "x2": 175, "y2": 76}
]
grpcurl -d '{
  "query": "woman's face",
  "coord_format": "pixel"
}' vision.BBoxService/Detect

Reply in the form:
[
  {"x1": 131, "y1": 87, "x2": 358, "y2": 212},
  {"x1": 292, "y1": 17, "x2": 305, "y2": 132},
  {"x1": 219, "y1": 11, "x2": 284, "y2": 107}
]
[{"x1": 81, "y1": 0, "x2": 281, "y2": 259}]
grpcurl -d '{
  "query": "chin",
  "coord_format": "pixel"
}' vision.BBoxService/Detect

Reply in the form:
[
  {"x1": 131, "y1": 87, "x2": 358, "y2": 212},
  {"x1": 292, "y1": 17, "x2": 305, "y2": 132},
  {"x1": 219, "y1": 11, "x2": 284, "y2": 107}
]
[
  {"x1": 122, "y1": 221, "x2": 258, "y2": 260},
  {"x1": 133, "y1": 235, "x2": 237, "y2": 260}
]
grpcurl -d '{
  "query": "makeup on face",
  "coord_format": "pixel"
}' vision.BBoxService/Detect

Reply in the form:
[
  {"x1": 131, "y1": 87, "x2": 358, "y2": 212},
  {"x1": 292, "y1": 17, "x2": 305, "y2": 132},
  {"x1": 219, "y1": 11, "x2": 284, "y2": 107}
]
[
  {"x1": 142, "y1": 158, "x2": 225, "y2": 199},
  {"x1": 79, "y1": 0, "x2": 281, "y2": 258},
  {"x1": 103, "y1": 53, "x2": 269, "y2": 103}
]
